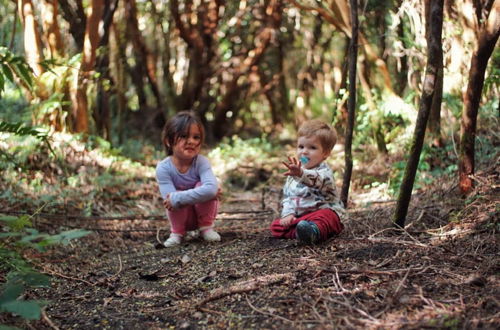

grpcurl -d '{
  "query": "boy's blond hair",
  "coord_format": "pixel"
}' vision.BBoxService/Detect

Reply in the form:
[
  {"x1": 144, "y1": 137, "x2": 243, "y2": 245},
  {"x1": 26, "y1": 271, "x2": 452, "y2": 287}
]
[{"x1": 298, "y1": 120, "x2": 337, "y2": 152}]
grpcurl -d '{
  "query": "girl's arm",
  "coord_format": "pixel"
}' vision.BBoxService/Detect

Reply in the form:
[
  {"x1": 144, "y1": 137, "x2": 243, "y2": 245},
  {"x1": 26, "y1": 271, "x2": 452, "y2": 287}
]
[
  {"x1": 156, "y1": 161, "x2": 177, "y2": 200},
  {"x1": 169, "y1": 156, "x2": 218, "y2": 208}
]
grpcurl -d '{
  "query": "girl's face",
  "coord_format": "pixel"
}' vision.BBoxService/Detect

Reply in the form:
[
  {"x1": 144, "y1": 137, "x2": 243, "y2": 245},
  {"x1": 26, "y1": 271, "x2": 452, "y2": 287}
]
[
  {"x1": 297, "y1": 135, "x2": 330, "y2": 169},
  {"x1": 171, "y1": 124, "x2": 202, "y2": 162}
]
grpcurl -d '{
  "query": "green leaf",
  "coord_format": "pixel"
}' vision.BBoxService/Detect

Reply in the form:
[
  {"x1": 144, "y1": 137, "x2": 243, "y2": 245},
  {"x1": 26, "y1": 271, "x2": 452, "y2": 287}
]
[
  {"x1": 0, "y1": 71, "x2": 4, "y2": 91},
  {"x1": 0, "y1": 283, "x2": 23, "y2": 304},
  {"x1": 46, "y1": 229, "x2": 92, "y2": 245},
  {"x1": 13, "y1": 64, "x2": 33, "y2": 89},
  {"x1": 11, "y1": 272, "x2": 50, "y2": 288},
  {"x1": 0, "y1": 300, "x2": 43, "y2": 320},
  {"x1": 1, "y1": 64, "x2": 13, "y2": 82},
  {"x1": 0, "y1": 232, "x2": 22, "y2": 238},
  {"x1": 0, "y1": 215, "x2": 31, "y2": 231}
]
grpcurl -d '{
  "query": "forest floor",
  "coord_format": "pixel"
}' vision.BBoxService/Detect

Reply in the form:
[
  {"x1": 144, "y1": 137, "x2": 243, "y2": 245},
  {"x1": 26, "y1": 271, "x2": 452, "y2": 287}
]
[{"x1": 1, "y1": 142, "x2": 499, "y2": 329}]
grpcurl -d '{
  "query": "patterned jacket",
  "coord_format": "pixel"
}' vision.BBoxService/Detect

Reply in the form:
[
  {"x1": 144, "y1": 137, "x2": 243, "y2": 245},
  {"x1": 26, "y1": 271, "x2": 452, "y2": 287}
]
[{"x1": 281, "y1": 162, "x2": 345, "y2": 218}]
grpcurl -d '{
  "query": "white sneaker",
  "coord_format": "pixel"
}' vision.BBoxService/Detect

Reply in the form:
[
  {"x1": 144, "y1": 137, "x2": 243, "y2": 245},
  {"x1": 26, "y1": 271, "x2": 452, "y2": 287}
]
[
  {"x1": 163, "y1": 234, "x2": 182, "y2": 247},
  {"x1": 201, "y1": 229, "x2": 221, "y2": 242}
]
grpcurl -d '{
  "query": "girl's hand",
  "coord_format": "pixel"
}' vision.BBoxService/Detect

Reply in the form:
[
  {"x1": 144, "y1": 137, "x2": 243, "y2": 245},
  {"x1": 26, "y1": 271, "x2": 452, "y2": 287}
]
[
  {"x1": 282, "y1": 156, "x2": 303, "y2": 177},
  {"x1": 279, "y1": 214, "x2": 296, "y2": 227},
  {"x1": 163, "y1": 193, "x2": 174, "y2": 211},
  {"x1": 216, "y1": 186, "x2": 223, "y2": 199}
]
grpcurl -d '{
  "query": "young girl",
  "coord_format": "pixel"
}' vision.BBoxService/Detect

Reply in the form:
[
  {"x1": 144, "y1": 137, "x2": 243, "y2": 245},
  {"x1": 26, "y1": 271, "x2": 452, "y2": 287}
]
[
  {"x1": 156, "y1": 111, "x2": 221, "y2": 247},
  {"x1": 270, "y1": 120, "x2": 345, "y2": 244}
]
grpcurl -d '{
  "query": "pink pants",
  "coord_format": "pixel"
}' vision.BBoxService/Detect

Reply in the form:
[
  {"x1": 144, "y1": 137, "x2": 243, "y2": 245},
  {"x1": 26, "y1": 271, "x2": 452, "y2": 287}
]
[
  {"x1": 270, "y1": 208, "x2": 343, "y2": 241},
  {"x1": 167, "y1": 197, "x2": 219, "y2": 236}
]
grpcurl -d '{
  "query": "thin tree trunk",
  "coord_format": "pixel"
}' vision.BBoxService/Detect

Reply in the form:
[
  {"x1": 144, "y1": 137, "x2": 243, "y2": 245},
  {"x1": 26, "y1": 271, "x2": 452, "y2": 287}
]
[
  {"x1": 459, "y1": 0, "x2": 500, "y2": 194},
  {"x1": 425, "y1": 0, "x2": 444, "y2": 147},
  {"x1": 41, "y1": 0, "x2": 64, "y2": 58},
  {"x1": 340, "y1": 0, "x2": 358, "y2": 208},
  {"x1": 94, "y1": 0, "x2": 119, "y2": 141},
  {"x1": 110, "y1": 22, "x2": 127, "y2": 144},
  {"x1": 18, "y1": 0, "x2": 44, "y2": 76},
  {"x1": 125, "y1": 0, "x2": 163, "y2": 112},
  {"x1": 393, "y1": 0, "x2": 444, "y2": 228},
  {"x1": 74, "y1": 0, "x2": 104, "y2": 133}
]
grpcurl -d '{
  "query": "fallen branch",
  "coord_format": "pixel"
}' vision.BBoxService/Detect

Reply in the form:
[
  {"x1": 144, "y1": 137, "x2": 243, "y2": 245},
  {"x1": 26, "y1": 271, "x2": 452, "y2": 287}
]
[{"x1": 196, "y1": 273, "x2": 295, "y2": 308}]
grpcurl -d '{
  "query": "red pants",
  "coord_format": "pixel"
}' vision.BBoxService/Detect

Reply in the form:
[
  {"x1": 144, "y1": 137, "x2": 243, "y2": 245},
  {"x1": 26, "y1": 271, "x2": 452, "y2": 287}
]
[{"x1": 270, "y1": 209, "x2": 343, "y2": 241}]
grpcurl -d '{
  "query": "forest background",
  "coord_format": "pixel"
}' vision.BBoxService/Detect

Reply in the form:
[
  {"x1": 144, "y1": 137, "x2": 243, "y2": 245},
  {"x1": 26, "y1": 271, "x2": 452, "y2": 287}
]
[{"x1": 0, "y1": 0, "x2": 499, "y2": 329}]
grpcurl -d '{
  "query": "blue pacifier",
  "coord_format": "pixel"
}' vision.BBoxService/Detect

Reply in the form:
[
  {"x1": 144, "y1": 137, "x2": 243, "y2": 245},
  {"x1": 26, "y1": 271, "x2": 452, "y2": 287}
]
[{"x1": 299, "y1": 156, "x2": 309, "y2": 164}]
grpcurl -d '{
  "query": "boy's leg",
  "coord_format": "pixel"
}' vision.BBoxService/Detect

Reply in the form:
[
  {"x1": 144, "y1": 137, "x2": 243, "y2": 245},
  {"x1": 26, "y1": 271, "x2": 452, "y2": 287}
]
[
  {"x1": 269, "y1": 217, "x2": 302, "y2": 239},
  {"x1": 306, "y1": 209, "x2": 343, "y2": 241}
]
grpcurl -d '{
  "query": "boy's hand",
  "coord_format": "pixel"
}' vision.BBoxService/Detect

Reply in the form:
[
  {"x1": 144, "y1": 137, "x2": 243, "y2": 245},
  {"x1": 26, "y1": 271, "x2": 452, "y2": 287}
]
[
  {"x1": 279, "y1": 214, "x2": 296, "y2": 227},
  {"x1": 216, "y1": 186, "x2": 223, "y2": 199},
  {"x1": 283, "y1": 156, "x2": 303, "y2": 177},
  {"x1": 163, "y1": 193, "x2": 174, "y2": 211}
]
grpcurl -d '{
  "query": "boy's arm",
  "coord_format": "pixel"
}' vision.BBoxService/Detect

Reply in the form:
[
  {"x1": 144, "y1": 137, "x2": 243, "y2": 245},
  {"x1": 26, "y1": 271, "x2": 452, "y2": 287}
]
[
  {"x1": 280, "y1": 178, "x2": 296, "y2": 218},
  {"x1": 299, "y1": 166, "x2": 337, "y2": 197}
]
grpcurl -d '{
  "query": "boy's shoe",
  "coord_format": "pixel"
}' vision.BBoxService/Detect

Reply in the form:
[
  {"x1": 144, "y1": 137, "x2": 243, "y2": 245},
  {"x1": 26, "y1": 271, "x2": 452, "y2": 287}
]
[
  {"x1": 164, "y1": 233, "x2": 182, "y2": 247},
  {"x1": 201, "y1": 229, "x2": 221, "y2": 242},
  {"x1": 296, "y1": 220, "x2": 320, "y2": 244}
]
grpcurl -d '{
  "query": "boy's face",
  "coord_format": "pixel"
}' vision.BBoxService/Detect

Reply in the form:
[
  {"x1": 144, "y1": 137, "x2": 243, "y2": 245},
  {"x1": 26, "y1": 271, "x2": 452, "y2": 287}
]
[{"x1": 296, "y1": 135, "x2": 331, "y2": 169}]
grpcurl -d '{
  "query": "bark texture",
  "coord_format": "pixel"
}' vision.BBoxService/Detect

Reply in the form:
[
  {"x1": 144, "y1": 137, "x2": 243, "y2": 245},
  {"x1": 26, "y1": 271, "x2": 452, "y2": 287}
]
[{"x1": 393, "y1": 0, "x2": 444, "y2": 228}]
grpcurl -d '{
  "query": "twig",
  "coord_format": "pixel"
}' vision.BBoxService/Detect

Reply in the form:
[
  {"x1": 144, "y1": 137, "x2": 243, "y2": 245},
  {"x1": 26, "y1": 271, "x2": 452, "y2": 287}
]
[
  {"x1": 197, "y1": 307, "x2": 227, "y2": 316},
  {"x1": 42, "y1": 308, "x2": 60, "y2": 330},
  {"x1": 245, "y1": 294, "x2": 293, "y2": 323},
  {"x1": 392, "y1": 267, "x2": 411, "y2": 298},
  {"x1": 196, "y1": 273, "x2": 294, "y2": 308},
  {"x1": 156, "y1": 227, "x2": 163, "y2": 245},
  {"x1": 322, "y1": 266, "x2": 425, "y2": 276},
  {"x1": 40, "y1": 267, "x2": 95, "y2": 286},
  {"x1": 109, "y1": 254, "x2": 123, "y2": 279},
  {"x1": 366, "y1": 237, "x2": 428, "y2": 248}
]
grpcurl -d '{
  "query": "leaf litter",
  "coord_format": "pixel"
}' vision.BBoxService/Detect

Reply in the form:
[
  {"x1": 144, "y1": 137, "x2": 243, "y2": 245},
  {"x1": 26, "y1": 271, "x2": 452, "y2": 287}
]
[{"x1": 0, "y1": 140, "x2": 498, "y2": 329}]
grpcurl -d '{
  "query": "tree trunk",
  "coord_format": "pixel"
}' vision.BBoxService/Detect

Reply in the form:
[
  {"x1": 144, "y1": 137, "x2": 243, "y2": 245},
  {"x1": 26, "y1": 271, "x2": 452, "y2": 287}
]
[
  {"x1": 125, "y1": 0, "x2": 164, "y2": 112},
  {"x1": 340, "y1": 0, "x2": 358, "y2": 208},
  {"x1": 459, "y1": 0, "x2": 500, "y2": 194},
  {"x1": 110, "y1": 22, "x2": 127, "y2": 144},
  {"x1": 258, "y1": 2, "x2": 289, "y2": 129},
  {"x1": 425, "y1": 0, "x2": 444, "y2": 147},
  {"x1": 94, "y1": 0, "x2": 119, "y2": 141},
  {"x1": 58, "y1": 0, "x2": 86, "y2": 52},
  {"x1": 41, "y1": 0, "x2": 64, "y2": 58},
  {"x1": 74, "y1": 0, "x2": 104, "y2": 133},
  {"x1": 393, "y1": 0, "x2": 444, "y2": 228},
  {"x1": 18, "y1": 0, "x2": 44, "y2": 77}
]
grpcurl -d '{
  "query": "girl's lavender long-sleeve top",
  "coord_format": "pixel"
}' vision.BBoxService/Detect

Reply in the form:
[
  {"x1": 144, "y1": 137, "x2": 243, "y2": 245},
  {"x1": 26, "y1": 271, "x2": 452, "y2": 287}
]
[{"x1": 156, "y1": 155, "x2": 218, "y2": 209}]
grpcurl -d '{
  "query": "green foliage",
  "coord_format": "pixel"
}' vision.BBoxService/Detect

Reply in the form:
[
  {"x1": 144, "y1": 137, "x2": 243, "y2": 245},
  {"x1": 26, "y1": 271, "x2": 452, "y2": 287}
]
[
  {"x1": 442, "y1": 93, "x2": 462, "y2": 119},
  {"x1": 0, "y1": 47, "x2": 33, "y2": 92},
  {"x1": 354, "y1": 93, "x2": 414, "y2": 152},
  {"x1": 388, "y1": 142, "x2": 458, "y2": 196},
  {"x1": 0, "y1": 121, "x2": 54, "y2": 167},
  {"x1": 0, "y1": 213, "x2": 91, "y2": 322}
]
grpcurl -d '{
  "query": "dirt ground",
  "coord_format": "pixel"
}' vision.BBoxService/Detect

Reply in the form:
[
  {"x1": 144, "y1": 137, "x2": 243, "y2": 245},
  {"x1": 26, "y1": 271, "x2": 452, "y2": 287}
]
[{"x1": 1, "y1": 164, "x2": 499, "y2": 329}]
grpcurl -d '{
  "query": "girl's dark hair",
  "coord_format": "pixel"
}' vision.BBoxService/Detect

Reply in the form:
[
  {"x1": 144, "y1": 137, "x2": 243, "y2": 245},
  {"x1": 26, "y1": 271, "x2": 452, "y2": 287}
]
[{"x1": 161, "y1": 111, "x2": 205, "y2": 155}]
